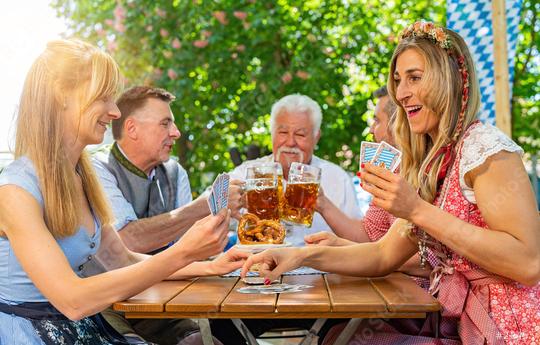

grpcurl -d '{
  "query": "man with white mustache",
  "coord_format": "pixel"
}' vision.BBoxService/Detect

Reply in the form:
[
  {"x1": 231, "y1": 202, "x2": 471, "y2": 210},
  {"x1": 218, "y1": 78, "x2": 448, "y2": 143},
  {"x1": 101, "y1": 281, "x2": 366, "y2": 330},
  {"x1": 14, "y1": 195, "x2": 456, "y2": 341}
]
[
  {"x1": 211, "y1": 94, "x2": 362, "y2": 344},
  {"x1": 229, "y1": 93, "x2": 362, "y2": 245}
]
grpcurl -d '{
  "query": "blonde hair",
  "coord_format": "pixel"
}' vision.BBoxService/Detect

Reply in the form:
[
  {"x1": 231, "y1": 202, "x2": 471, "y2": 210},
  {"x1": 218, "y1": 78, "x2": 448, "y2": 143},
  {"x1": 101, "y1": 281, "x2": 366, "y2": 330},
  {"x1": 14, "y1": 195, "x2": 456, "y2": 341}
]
[
  {"x1": 14, "y1": 39, "x2": 119, "y2": 238},
  {"x1": 387, "y1": 27, "x2": 480, "y2": 203}
]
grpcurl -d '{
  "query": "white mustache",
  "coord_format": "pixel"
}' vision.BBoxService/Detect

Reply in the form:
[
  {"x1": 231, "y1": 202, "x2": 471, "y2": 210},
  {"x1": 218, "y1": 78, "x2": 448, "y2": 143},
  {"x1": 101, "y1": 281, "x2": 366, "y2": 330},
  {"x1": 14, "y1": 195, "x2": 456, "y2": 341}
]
[{"x1": 276, "y1": 147, "x2": 304, "y2": 165}]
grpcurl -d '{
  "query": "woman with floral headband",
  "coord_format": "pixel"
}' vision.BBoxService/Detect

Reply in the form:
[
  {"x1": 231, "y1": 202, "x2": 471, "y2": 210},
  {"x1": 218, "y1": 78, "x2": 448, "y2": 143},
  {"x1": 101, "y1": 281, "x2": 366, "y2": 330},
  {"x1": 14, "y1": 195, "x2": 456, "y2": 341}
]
[{"x1": 241, "y1": 21, "x2": 540, "y2": 344}]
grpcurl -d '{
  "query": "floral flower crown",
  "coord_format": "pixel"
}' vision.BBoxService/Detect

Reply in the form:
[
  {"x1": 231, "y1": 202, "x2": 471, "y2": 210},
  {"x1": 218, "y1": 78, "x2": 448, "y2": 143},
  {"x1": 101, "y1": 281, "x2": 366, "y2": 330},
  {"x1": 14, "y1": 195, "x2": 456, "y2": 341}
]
[
  {"x1": 399, "y1": 21, "x2": 452, "y2": 50},
  {"x1": 399, "y1": 21, "x2": 469, "y2": 144}
]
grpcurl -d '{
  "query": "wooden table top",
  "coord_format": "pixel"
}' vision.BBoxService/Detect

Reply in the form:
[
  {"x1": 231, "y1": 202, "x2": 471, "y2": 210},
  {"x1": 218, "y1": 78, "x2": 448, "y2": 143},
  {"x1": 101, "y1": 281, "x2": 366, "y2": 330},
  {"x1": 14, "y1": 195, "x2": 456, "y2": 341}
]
[{"x1": 113, "y1": 272, "x2": 439, "y2": 319}]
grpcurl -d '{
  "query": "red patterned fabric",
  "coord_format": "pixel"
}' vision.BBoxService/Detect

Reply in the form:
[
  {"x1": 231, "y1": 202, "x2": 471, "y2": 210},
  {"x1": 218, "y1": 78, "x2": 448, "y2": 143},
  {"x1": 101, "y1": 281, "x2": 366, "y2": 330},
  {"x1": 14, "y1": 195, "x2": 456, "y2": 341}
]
[
  {"x1": 323, "y1": 122, "x2": 540, "y2": 344},
  {"x1": 424, "y1": 122, "x2": 540, "y2": 344},
  {"x1": 364, "y1": 204, "x2": 396, "y2": 242}
]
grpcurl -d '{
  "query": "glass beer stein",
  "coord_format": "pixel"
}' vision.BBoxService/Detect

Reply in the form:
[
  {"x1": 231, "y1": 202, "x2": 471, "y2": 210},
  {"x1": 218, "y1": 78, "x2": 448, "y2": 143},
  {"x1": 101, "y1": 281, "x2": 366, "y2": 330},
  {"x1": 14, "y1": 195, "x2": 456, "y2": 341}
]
[
  {"x1": 244, "y1": 163, "x2": 283, "y2": 220},
  {"x1": 281, "y1": 162, "x2": 321, "y2": 227}
]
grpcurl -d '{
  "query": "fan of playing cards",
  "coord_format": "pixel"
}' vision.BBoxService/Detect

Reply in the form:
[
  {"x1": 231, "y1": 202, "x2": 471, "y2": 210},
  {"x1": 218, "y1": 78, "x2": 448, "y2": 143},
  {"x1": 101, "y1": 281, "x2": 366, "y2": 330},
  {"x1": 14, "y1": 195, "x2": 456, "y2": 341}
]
[
  {"x1": 207, "y1": 173, "x2": 230, "y2": 216},
  {"x1": 360, "y1": 141, "x2": 401, "y2": 172}
]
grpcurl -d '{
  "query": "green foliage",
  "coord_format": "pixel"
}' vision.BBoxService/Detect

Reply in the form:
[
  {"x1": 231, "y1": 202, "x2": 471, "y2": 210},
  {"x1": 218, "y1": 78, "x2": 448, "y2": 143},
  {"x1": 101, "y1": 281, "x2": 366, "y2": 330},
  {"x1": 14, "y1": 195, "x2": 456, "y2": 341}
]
[
  {"x1": 512, "y1": 0, "x2": 540, "y2": 156},
  {"x1": 52, "y1": 0, "x2": 445, "y2": 193}
]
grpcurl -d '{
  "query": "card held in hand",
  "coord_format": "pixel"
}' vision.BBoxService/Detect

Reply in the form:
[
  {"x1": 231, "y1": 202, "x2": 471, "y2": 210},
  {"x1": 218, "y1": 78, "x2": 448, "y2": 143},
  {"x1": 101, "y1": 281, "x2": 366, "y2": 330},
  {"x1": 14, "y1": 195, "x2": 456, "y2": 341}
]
[
  {"x1": 370, "y1": 141, "x2": 401, "y2": 172},
  {"x1": 217, "y1": 173, "x2": 230, "y2": 211},
  {"x1": 360, "y1": 141, "x2": 380, "y2": 171},
  {"x1": 207, "y1": 188, "x2": 217, "y2": 215},
  {"x1": 207, "y1": 173, "x2": 230, "y2": 215}
]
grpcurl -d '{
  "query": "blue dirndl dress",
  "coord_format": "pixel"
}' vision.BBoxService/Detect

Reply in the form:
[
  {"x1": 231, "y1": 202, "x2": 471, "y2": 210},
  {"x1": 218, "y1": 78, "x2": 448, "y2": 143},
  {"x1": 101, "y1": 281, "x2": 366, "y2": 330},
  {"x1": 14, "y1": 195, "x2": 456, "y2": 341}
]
[{"x1": 0, "y1": 157, "x2": 151, "y2": 344}]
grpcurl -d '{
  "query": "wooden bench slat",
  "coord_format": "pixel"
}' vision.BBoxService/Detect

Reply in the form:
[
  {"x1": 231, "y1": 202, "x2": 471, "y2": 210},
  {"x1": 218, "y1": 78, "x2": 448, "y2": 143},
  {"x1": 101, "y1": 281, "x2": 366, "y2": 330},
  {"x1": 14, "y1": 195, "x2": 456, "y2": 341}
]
[
  {"x1": 166, "y1": 277, "x2": 238, "y2": 313},
  {"x1": 370, "y1": 273, "x2": 440, "y2": 313},
  {"x1": 113, "y1": 280, "x2": 194, "y2": 313},
  {"x1": 277, "y1": 275, "x2": 330, "y2": 313},
  {"x1": 325, "y1": 274, "x2": 387, "y2": 312}
]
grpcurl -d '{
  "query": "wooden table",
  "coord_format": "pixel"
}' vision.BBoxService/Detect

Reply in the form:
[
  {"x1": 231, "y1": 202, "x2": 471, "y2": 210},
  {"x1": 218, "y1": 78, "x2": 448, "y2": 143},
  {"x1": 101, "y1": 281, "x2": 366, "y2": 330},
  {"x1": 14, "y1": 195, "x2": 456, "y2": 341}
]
[{"x1": 113, "y1": 272, "x2": 439, "y2": 345}]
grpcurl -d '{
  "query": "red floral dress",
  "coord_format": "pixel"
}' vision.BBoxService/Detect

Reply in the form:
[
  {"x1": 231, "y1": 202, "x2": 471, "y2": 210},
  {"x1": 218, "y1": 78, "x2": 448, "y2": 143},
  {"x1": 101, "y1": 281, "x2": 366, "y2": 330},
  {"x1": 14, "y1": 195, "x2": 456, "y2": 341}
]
[{"x1": 323, "y1": 123, "x2": 539, "y2": 344}]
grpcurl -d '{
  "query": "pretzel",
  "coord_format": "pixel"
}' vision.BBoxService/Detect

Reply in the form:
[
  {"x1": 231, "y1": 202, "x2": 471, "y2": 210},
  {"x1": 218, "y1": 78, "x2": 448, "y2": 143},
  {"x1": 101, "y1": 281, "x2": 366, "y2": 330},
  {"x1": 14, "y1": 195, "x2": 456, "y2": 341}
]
[{"x1": 238, "y1": 213, "x2": 286, "y2": 244}]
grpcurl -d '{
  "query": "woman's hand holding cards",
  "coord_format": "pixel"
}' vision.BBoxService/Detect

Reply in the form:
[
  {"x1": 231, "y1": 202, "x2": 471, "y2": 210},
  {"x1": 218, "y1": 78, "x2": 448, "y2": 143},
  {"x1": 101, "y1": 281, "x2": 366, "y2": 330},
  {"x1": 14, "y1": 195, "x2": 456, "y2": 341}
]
[
  {"x1": 360, "y1": 163, "x2": 422, "y2": 220},
  {"x1": 358, "y1": 140, "x2": 422, "y2": 220},
  {"x1": 173, "y1": 208, "x2": 231, "y2": 262}
]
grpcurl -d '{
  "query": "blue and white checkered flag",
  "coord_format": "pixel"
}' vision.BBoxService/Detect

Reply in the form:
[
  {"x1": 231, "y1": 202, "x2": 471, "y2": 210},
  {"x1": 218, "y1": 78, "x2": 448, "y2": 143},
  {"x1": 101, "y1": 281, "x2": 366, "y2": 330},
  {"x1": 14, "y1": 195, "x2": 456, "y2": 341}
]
[{"x1": 447, "y1": 0, "x2": 523, "y2": 125}]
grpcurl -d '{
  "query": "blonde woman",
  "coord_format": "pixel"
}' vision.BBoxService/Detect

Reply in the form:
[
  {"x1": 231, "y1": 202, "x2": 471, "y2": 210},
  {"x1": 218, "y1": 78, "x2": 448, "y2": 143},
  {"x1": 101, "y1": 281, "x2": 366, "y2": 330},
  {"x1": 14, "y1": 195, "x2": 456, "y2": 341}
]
[
  {"x1": 0, "y1": 39, "x2": 246, "y2": 344},
  {"x1": 241, "y1": 22, "x2": 540, "y2": 344}
]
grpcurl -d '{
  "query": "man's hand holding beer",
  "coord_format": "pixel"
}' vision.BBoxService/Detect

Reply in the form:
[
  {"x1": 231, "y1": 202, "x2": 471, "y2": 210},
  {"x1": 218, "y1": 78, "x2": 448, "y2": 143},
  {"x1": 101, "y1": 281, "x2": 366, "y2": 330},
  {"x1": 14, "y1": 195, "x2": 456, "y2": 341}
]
[{"x1": 227, "y1": 179, "x2": 246, "y2": 219}]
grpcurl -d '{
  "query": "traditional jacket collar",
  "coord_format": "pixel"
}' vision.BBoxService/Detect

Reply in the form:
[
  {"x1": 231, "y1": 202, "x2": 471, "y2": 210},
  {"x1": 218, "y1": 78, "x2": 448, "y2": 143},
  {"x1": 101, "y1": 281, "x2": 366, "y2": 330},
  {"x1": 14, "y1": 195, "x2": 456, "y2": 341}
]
[{"x1": 111, "y1": 142, "x2": 148, "y2": 179}]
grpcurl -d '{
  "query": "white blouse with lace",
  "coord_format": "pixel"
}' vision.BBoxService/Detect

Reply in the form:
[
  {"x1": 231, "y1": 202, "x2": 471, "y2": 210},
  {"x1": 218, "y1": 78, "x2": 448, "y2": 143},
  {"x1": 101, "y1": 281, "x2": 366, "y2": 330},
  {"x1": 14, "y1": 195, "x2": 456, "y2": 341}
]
[{"x1": 459, "y1": 123, "x2": 524, "y2": 204}]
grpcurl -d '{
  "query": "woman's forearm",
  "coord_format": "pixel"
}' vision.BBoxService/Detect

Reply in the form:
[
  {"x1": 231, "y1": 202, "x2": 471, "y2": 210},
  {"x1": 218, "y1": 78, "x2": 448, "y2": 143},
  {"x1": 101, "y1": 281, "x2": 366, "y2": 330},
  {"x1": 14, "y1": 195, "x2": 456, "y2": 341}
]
[
  {"x1": 411, "y1": 201, "x2": 540, "y2": 285},
  {"x1": 70, "y1": 248, "x2": 194, "y2": 320},
  {"x1": 300, "y1": 218, "x2": 418, "y2": 277},
  {"x1": 335, "y1": 237, "x2": 358, "y2": 246},
  {"x1": 299, "y1": 244, "x2": 385, "y2": 276},
  {"x1": 166, "y1": 261, "x2": 214, "y2": 280},
  {"x1": 300, "y1": 228, "x2": 415, "y2": 277}
]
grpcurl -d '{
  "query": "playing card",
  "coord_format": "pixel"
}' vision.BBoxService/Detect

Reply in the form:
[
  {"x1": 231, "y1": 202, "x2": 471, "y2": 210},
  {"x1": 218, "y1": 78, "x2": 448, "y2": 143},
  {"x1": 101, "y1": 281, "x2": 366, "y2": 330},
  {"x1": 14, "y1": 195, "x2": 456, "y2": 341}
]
[
  {"x1": 360, "y1": 141, "x2": 380, "y2": 171},
  {"x1": 242, "y1": 277, "x2": 279, "y2": 285},
  {"x1": 207, "y1": 190, "x2": 218, "y2": 215},
  {"x1": 218, "y1": 174, "x2": 230, "y2": 210},
  {"x1": 236, "y1": 283, "x2": 313, "y2": 294},
  {"x1": 370, "y1": 141, "x2": 401, "y2": 172}
]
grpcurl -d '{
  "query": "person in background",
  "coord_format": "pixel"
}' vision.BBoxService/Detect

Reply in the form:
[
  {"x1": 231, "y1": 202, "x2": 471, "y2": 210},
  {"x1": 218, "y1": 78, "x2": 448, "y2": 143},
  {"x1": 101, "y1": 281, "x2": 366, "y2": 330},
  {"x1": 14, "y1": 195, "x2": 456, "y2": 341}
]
[
  {"x1": 228, "y1": 94, "x2": 363, "y2": 245},
  {"x1": 309, "y1": 85, "x2": 431, "y2": 283},
  {"x1": 93, "y1": 86, "x2": 243, "y2": 255},
  {"x1": 212, "y1": 94, "x2": 362, "y2": 344}
]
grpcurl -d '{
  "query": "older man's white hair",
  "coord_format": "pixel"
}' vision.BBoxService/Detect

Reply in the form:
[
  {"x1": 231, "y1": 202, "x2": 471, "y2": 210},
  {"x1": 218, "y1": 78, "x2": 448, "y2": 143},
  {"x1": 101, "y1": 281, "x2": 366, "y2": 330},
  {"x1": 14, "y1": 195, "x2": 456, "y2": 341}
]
[{"x1": 270, "y1": 94, "x2": 322, "y2": 136}]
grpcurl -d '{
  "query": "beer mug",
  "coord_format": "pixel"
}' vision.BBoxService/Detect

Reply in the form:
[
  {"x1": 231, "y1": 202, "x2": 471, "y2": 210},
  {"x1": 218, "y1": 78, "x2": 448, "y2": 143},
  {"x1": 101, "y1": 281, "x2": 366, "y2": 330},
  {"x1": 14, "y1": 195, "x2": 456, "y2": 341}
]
[
  {"x1": 281, "y1": 162, "x2": 321, "y2": 227},
  {"x1": 245, "y1": 163, "x2": 282, "y2": 220},
  {"x1": 246, "y1": 162, "x2": 285, "y2": 215}
]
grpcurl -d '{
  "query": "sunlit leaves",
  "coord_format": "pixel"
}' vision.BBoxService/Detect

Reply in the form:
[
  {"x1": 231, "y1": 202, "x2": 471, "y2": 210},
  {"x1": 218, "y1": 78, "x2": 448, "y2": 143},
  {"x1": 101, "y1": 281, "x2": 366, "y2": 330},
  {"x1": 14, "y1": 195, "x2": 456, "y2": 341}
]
[
  {"x1": 56, "y1": 0, "x2": 520, "y2": 194},
  {"x1": 512, "y1": 0, "x2": 540, "y2": 155}
]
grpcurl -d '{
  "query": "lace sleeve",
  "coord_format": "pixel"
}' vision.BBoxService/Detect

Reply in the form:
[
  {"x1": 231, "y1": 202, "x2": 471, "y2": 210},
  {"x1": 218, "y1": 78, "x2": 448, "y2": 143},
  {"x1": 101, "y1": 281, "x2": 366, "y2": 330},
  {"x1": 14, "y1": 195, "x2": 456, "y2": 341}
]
[{"x1": 459, "y1": 123, "x2": 524, "y2": 203}]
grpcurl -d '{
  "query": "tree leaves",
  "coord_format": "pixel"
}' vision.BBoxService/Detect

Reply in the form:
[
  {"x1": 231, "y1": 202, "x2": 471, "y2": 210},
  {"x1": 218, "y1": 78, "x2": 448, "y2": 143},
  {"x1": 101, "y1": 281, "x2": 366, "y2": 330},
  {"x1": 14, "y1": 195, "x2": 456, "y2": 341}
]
[
  {"x1": 512, "y1": 0, "x2": 540, "y2": 156},
  {"x1": 51, "y1": 0, "x2": 536, "y2": 193}
]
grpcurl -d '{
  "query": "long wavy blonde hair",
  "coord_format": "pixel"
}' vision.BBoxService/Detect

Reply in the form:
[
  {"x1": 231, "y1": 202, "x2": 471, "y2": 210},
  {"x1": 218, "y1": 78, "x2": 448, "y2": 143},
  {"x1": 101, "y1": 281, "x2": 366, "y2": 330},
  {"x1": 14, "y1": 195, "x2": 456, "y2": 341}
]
[
  {"x1": 387, "y1": 27, "x2": 480, "y2": 203},
  {"x1": 14, "y1": 39, "x2": 118, "y2": 238}
]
